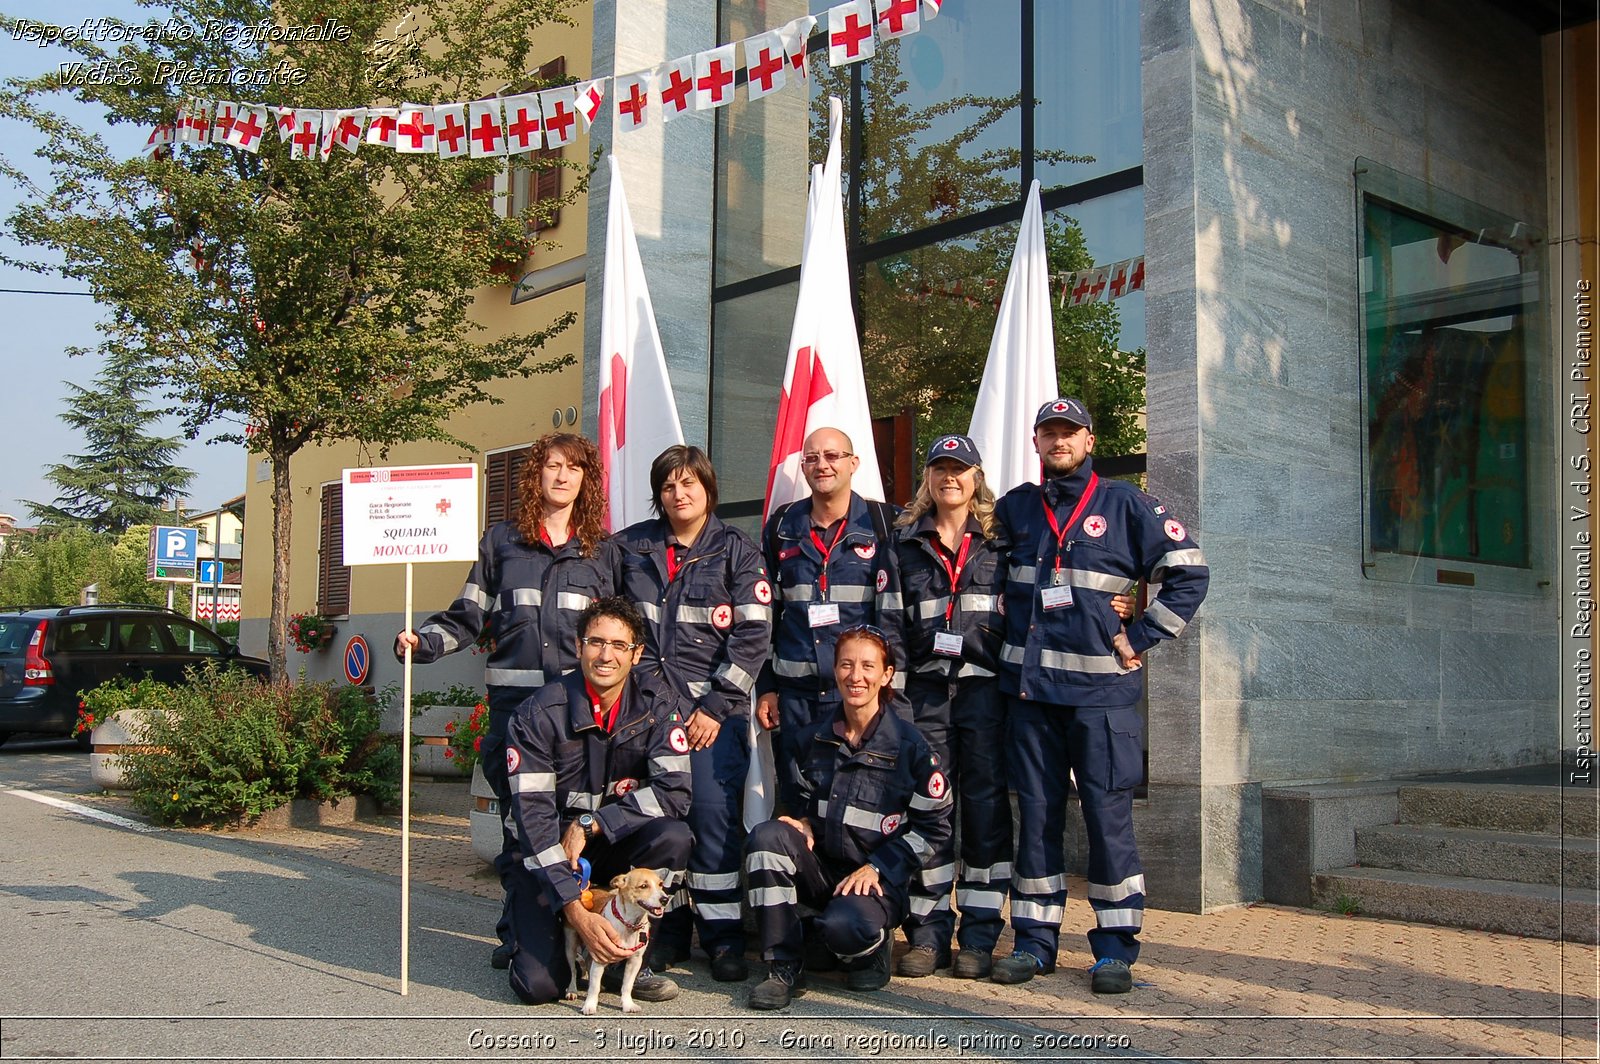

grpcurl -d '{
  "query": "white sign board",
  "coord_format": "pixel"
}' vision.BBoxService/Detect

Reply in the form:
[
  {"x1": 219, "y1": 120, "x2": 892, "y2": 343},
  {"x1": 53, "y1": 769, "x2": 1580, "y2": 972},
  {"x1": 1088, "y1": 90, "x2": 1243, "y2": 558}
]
[{"x1": 341, "y1": 464, "x2": 480, "y2": 566}]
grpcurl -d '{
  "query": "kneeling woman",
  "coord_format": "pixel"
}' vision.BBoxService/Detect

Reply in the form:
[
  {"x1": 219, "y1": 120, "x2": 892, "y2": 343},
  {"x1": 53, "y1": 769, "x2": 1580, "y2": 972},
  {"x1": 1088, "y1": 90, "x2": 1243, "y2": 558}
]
[{"x1": 742, "y1": 625, "x2": 953, "y2": 1010}]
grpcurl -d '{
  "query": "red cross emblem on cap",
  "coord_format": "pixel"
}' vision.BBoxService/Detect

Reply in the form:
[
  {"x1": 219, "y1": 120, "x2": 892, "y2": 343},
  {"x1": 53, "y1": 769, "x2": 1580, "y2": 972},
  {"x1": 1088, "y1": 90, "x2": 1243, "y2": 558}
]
[
  {"x1": 1084, "y1": 515, "x2": 1107, "y2": 538},
  {"x1": 1052, "y1": 401, "x2": 1070, "y2": 412},
  {"x1": 942, "y1": 437, "x2": 960, "y2": 450}
]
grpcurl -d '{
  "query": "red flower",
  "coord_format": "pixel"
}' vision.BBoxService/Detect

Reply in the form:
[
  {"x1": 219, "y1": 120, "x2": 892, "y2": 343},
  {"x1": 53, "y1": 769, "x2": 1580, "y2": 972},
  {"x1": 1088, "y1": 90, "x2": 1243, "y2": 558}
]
[{"x1": 473, "y1": 736, "x2": 482, "y2": 753}]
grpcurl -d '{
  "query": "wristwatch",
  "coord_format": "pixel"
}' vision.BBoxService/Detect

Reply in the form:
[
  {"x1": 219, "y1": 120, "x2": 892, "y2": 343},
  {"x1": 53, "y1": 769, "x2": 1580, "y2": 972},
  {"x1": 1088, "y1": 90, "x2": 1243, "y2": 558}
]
[{"x1": 576, "y1": 813, "x2": 598, "y2": 839}]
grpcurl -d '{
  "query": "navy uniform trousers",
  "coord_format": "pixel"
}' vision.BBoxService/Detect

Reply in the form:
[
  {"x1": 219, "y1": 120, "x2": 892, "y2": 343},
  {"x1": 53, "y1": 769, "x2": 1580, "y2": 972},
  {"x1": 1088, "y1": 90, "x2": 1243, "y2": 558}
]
[
  {"x1": 744, "y1": 819, "x2": 904, "y2": 966},
  {"x1": 1008, "y1": 699, "x2": 1146, "y2": 967}
]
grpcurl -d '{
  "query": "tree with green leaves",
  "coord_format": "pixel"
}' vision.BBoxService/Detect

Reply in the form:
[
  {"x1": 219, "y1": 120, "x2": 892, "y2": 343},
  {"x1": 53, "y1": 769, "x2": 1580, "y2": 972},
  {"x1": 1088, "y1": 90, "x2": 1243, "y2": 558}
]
[
  {"x1": 1, "y1": 0, "x2": 584, "y2": 680},
  {"x1": 0, "y1": 524, "x2": 189, "y2": 611},
  {"x1": 27, "y1": 359, "x2": 195, "y2": 534}
]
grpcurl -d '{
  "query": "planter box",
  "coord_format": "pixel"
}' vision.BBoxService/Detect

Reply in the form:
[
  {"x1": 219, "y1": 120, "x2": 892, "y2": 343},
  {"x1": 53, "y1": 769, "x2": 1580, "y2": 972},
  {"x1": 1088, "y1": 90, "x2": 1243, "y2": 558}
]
[
  {"x1": 411, "y1": 704, "x2": 472, "y2": 778},
  {"x1": 89, "y1": 711, "x2": 150, "y2": 791},
  {"x1": 470, "y1": 763, "x2": 500, "y2": 865},
  {"x1": 245, "y1": 796, "x2": 376, "y2": 832}
]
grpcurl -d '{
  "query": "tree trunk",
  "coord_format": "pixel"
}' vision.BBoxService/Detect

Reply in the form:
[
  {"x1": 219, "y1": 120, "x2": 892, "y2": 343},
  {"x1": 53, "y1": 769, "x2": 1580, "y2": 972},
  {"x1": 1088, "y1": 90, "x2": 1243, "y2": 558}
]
[{"x1": 268, "y1": 443, "x2": 293, "y2": 683}]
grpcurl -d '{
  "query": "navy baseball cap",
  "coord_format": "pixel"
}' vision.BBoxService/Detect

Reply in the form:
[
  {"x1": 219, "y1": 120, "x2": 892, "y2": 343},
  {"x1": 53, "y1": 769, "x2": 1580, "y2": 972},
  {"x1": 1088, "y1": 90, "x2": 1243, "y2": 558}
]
[
  {"x1": 1034, "y1": 397, "x2": 1094, "y2": 430},
  {"x1": 925, "y1": 433, "x2": 981, "y2": 467}
]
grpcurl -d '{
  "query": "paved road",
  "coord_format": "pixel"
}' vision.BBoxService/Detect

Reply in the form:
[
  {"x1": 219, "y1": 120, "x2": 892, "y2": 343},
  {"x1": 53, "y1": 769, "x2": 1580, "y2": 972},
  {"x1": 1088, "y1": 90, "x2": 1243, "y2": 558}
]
[{"x1": 0, "y1": 742, "x2": 1141, "y2": 1063}]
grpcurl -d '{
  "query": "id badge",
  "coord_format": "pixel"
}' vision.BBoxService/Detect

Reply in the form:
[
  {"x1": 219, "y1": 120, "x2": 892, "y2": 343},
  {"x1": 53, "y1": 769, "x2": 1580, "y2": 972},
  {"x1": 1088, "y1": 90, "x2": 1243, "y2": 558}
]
[
  {"x1": 933, "y1": 631, "x2": 963, "y2": 657},
  {"x1": 1040, "y1": 583, "x2": 1075, "y2": 610},
  {"x1": 808, "y1": 603, "x2": 841, "y2": 628}
]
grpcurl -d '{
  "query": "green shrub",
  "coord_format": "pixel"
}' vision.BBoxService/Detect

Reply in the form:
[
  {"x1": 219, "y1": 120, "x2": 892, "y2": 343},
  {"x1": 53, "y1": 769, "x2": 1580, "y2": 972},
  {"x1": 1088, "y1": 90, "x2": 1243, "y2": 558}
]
[
  {"x1": 89, "y1": 663, "x2": 401, "y2": 827},
  {"x1": 380, "y1": 681, "x2": 484, "y2": 712}
]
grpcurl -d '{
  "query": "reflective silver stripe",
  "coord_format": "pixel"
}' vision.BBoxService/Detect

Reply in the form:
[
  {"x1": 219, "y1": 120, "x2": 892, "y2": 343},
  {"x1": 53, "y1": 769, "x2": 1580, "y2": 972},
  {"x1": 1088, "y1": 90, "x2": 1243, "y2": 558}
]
[
  {"x1": 685, "y1": 680, "x2": 713, "y2": 697},
  {"x1": 1087, "y1": 874, "x2": 1146, "y2": 902},
  {"x1": 748, "y1": 850, "x2": 796, "y2": 875},
  {"x1": 956, "y1": 593, "x2": 999, "y2": 613},
  {"x1": 1153, "y1": 548, "x2": 1207, "y2": 578},
  {"x1": 735, "y1": 603, "x2": 771, "y2": 623},
  {"x1": 688, "y1": 871, "x2": 741, "y2": 891},
  {"x1": 661, "y1": 868, "x2": 687, "y2": 890},
  {"x1": 652, "y1": 754, "x2": 692, "y2": 774},
  {"x1": 1063, "y1": 568, "x2": 1137, "y2": 594},
  {"x1": 637, "y1": 601, "x2": 662, "y2": 623},
  {"x1": 664, "y1": 891, "x2": 691, "y2": 913},
  {"x1": 1001, "y1": 644, "x2": 1025, "y2": 665},
  {"x1": 486, "y1": 667, "x2": 546, "y2": 687},
  {"x1": 919, "y1": 861, "x2": 958, "y2": 887},
  {"x1": 1095, "y1": 907, "x2": 1145, "y2": 929},
  {"x1": 957, "y1": 662, "x2": 995, "y2": 678},
  {"x1": 908, "y1": 894, "x2": 953, "y2": 916},
  {"x1": 555, "y1": 591, "x2": 592, "y2": 612},
  {"x1": 914, "y1": 659, "x2": 946, "y2": 674},
  {"x1": 1015, "y1": 873, "x2": 1068, "y2": 894},
  {"x1": 633, "y1": 787, "x2": 666, "y2": 819},
  {"x1": 915, "y1": 596, "x2": 950, "y2": 621},
  {"x1": 715, "y1": 661, "x2": 756, "y2": 693},
  {"x1": 842, "y1": 805, "x2": 886, "y2": 832},
  {"x1": 677, "y1": 605, "x2": 717, "y2": 624},
  {"x1": 834, "y1": 929, "x2": 883, "y2": 962},
  {"x1": 782, "y1": 584, "x2": 815, "y2": 602},
  {"x1": 773, "y1": 658, "x2": 817, "y2": 677},
  {"x1": 956, "y1": 888, "x2": 1006, "y2": 910},
  {"x1": 903, "y1": 831, "x2": 931, "y2": 857},
  {"x1": 1001, "y1": 644, "x2": 1126, "y2": 674},
  {"x1": 910, "y1": 789, "x2": 952, "y2": 811},
  {"x1": 1009, "y1": 564, "x2": 1037, "y2": 583},
  {"x1": 696, "y1": 902, "x2": 742, "y2": 921},
  {"x1": 963, "y1": 861, "x2": 1012, "y2": 883},
  {"x1": 747, "y1": 885, "x2": 796, "y2": 907},
  {"x1": 507, "y1": 587, "x2": 543, "y2": 608},
  {"x1": 568, "y1": 791, "x2": 602, "y2": 811},
  {"x1": 535, "y1": 844, "x2": 567, "y2": 869},
  {"x1": 462, "y1": 583, "x2": 493, "y2": 611},
  {"x1": 417, "y1": 624, "x2": 460, "y2": 654},
  {"x1": 890, "y1": 671, "x2": 907, "y2": 690},
  {"x1": 511, "y1": 772, "x2": 556, "y2": 794},
  {"x1": 878, "y1": 592, "x2": 904, "y2": 611},
  {"x1": 1011, "y1": 900, "x2": 1065, "y2": 924},
  {"x1": 815, "y1": 800, "x2": 829, "y2": 817},
  {"x1": 829, "y1": 584, "x2": 873, "y2": 602},
  {"x1": 1146, "y1": 600, "x2": 1187, "y2": 637}
]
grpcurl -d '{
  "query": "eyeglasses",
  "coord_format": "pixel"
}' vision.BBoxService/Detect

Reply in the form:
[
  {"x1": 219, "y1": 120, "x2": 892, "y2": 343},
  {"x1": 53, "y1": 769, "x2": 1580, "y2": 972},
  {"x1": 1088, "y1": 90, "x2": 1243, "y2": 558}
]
[
  {"x1": 580, "y1": 636, "x2": 641, "y2": 653},
  {"x1": 839, "y1": 623, "x2": 887, "y2": 641},
  {"x1": 801, "y1": 450, "x2": 854, "y2": 467}
]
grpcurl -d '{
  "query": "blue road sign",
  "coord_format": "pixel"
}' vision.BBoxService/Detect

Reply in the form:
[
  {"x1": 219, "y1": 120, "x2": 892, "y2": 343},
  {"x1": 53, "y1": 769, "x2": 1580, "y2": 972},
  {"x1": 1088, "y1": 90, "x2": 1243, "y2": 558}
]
[
  {"x1": 154, "y1": 526, "x2": 199, "y2": 567},
  {"x1": 344, "y1": 636, "x2": 371, "y2": 686},
  {"x1": 199, "y1": 560, "x2": 223, "y2": 585}
]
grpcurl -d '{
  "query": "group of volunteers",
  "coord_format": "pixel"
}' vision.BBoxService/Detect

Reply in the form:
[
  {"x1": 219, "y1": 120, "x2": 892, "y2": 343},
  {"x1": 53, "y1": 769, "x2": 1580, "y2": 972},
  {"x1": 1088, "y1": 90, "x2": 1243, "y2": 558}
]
[{"x1": 395, "y1": 397, "x2": 1209, "y2": 1010}]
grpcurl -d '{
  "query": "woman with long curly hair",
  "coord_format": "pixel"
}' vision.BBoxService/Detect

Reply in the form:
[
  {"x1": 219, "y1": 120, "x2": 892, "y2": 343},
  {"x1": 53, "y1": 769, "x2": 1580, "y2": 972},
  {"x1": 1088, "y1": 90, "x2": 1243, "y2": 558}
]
[{"x1": 395, "y1": 432, "x2": 626, "y2": 972}]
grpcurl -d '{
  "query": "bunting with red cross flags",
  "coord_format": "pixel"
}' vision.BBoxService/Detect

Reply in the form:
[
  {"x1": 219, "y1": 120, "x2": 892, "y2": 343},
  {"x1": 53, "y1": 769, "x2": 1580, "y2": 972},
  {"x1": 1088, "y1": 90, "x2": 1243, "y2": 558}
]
[
  {"x1": 657, "y1": 54, "x2": 697, "y2": 123},
  {"x1": 828, "y1": 0, "x2": 877, "y2": 66},
  {"x1": 1056, "y1": 257, "x2": 1144, "y2": 307},
  {"x1": 783, "y1": 15, "x2": 818, "y2": 83},
  {"x1": 433, "y1": 103, "x2": 469, "y2": 159},
  {"x1": 613, "y1": 70, "x2": 655, "y2": 132},
  {"x1": 502, "y1": 93, "x2": 543, "y2": 155},
  {"x1": 576, "y1": 79, "x2": 606, "y2": 132},
  {"x1": 273, "y1": 105, "x2": 297, "y2": 143},
  {"x1": 538, "y1": 85, "x2": 580, "y2": 148},
  {"x1": 365, "y1": 107, "x2": 399, "y2": 149},
  {"x1": 1127, "y1": 256, "x2": 1146, "y2": 293},
  {"x1": 875, "y1": 0, "x2": 921, "y2": 39},
  {"x1": 211, "y1": 101, "x2": 239, "y2": 145},
  {"x1": 327, "y1": 109, "x2": 367, "y2": 155},
  {"x1": 395, "y1": 104, "x2": 437, "y2": 154},
  {"x1": 178, "y1": 98, "x2": 211, "y2": 143},
  {"x1": 227, "y1": 105, "x2": 266, "y2": 153},
  {"x1": 743, "y1": 29, "x2": 788, "y2": 101},
  {"x1": 1105, "y1": 259, "x2": 1132, "y2": 301},
  {"x1": 694, "y1": 43, "x2": 739, "y2": 111},
  {"x1": 923, "y1": 0, "x2": 943, "y2": 15},
  {"x1": 467, "y1": 99, "x2": 506, "y2": 157},
  {"x1": 288, "y1": 110, "x2": 323, "y2": 161},
  {"x1": 142, "y1": 121, "x2": 176, "y2": 157}
]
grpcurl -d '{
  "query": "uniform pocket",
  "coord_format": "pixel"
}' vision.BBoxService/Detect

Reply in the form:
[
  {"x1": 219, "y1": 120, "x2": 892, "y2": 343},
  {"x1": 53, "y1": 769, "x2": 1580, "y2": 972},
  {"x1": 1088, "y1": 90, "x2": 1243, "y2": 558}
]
[{"x1": 1105, "y1": 706, "x2": 1146, "y2": 792}]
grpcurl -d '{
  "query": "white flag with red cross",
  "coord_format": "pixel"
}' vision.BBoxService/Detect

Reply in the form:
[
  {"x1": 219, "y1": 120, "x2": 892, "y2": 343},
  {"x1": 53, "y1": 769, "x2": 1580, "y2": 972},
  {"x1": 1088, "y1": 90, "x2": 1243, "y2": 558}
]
[
  {"x1": 288, "y1": 110, "x2": 323, "y2": 161},
  {"x1": 613, "y1": 70, "x2": 655, "y2": 132},
  {"x1": 827, "y1": 1, "x2": 876, "y2": 66},
  {"x1": 326, "y1": 109, "x2": 367, "y2": 155},
  {"x1": 273, "y1": 106, "x2": 297, "y2": 143},
  {"x1": 657, "y1": 55, "x2": 697, "y2": 122},
  {"x1": 142, "y1": 122, "x2": 176, "y2": 157},
  {"x1": 211, "y1": 101, "x2": 239, "y2": 145},
  {"x1": 923, "y1": 0, "x2": 943, "y2": 16},
  {"x1": 575, "y1": 79, "x2": 606, "y2": 132},
  {"x1": 694, "y1": 44, "x2": 739, "y2": 111},
  {"x1": 364, "y1": 107, "x2": 399, "y2": 149},
  {"x1": 538, "y1": 86, "x2": 580, "y2": 148},
  {"x1": 467, "y1": 100, "x2": 506, "y2": 157},
  {"x1": 316, "y1": 109, "x2": 338, "y2": 159},
  {"x1": 227, "y1": 106, "x2": 267, "y2": 153},
  {"x1": 1105, "y1": 259, "x2": 1133, "y2": 301},
  {"x1": 433, "y1": 103, "x2": 470, "y2": 158},
  {"x1": 395, "y1": 104, "x2": 437, "y2": 154},
  {"x1": 874, "y1": 0, "x2": 921, "y2": 39},
  {"x1": 782, "y1": 15, "x2": 818, "y2": 83},
  {"x1": 1127, "y1": 256, "x2": 1146, "y2": 293},
  {"x1": 764, "y1": 96, "x2": 885, "y2": 518},
  {"x1": 598, "y1": 155, "x2": 685, "y2": 533},
  {"x1": 742, "y1": 30, "x2": 788, "y2": 101},
  {"x1": 502, "y1": 93, "x2": 543, "y2": 155},
  {"x1": 967, "y1": 180, "x2": 1059, "y2": 497},
  {"x1": 179, "y1": 99, "x2": 212, "y2": 143}
]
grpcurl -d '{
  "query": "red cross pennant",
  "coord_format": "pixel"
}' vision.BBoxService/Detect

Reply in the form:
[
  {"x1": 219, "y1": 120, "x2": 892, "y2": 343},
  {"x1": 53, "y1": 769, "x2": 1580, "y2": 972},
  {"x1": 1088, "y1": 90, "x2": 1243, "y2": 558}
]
[
  {"x1": 212, "y1": 102, "x2": 237, "y2": 142},
  {"x1": 542, "y1": 95, "x2": 576, "y2": 145},
  {"x1": 746, "y1": 41, "x2": 786, "y2": 98},
  {"x1": 1128, "y1": 258, "x2": 1146, "y2": 292},
  {"x1": 616, "y1": 77, "x2": 649, "y2": 129},
  {"x1": 576, "y1": 81, "x2": 605, "y2": 130},
  {"x1": 1071, "y1": 273, "x2": 1094, "y2": 304},
  {"x1": 396, "y1": 106, "x2": 435, "y2": 151},
  {"x1": 232, "y1": 110, "x2": 264, "y2": 151},
  {"x1": 659, "y1": 63, "x2": 695, "y2": 116},
  {"x1": 436, "y1": 109, "x2": 468, "y2": 155},
  {"x1": 1107, "y1": 261, "x2": 1130, "y2": 299},
  {"x1": 830, "y1": 3, "x2": 875, "y2": 62},
  {"x1": 877, "y1": 0, "x2": 920, "y2": 36},
  {"x1": 1086, "y1": 270, "x2": 1108, "y2": 301},
  {"x1": 291, "y1": 117, "x2": 321, "y2": 159},
  {"x1": 333, "y1": 112, "x2": 365, "y2": 152},
  {"x1": 504, "y1": 95, "x2": 541, "y2": 153},
  {"x1": 366, "y1": 109, "x2": 399, "y2": 147},
  {"x1": 695, "y1": 45, "x2": 736, "y2": 108},
  {"x1": 468, "y1": 105, "x2": 504, "y2": 155},
  {"x1": 275, "y1": 107, "x2": 297, "y2": 140}
]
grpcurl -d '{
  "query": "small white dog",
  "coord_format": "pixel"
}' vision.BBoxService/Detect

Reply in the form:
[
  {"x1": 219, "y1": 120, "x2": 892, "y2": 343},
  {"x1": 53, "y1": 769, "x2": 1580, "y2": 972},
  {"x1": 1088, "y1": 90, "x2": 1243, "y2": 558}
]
[{"x1": 565, "y1": 867, "x2": 670, "y2": 1015}]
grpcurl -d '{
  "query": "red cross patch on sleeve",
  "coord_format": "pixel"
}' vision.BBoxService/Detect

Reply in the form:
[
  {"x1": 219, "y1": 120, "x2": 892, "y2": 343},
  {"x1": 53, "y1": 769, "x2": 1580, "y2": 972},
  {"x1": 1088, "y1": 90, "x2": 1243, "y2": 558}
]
[
  {"x1": 668, "y1": 726, "x2": 690, "y2": 753},
  {"x1": 506, "y1": 748, "x2": 521, "y2": 773},
  {"x1": 927, "y1": 771, "x2": 948, "y2": 798},
  {"x1": 711, "y1": 604, "x2": 733, "y2": 630},
  {"x1": 754, "y1": 579, "x2": 773, "y2": 604},
  {"x1": 875, "y1": 569, "x2": 889, "y2": 592},
  {"x1": 881, "y1": 813, "x2": 903, "y2": 835},
  {"x1": 853, "y1": 543, "x2": 877, "y2": 560},
  {"x1": 1164, "y1": 519, "x2": 1187, "y2": 541}
]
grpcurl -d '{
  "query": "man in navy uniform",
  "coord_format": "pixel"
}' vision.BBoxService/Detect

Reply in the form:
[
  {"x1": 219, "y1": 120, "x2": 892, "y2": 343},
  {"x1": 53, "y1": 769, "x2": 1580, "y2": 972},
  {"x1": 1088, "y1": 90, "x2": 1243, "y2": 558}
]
[{"x1": 991, "y1": 398, "x2": 1209, "y2": 994}]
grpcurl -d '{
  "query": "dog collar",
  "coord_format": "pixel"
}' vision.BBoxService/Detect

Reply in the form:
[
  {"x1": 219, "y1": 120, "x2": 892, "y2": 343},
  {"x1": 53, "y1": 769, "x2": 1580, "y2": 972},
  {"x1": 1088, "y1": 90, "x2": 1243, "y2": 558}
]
[{"x1": 607, "y1": 895, "x2": 651, "y2": 935}]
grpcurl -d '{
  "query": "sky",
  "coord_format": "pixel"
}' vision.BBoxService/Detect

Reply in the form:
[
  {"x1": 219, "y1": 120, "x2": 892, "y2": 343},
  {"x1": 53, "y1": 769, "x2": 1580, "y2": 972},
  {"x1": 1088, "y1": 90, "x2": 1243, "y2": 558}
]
[{"x1": 0, "y1": 1, "x2": 244, "y2": 524}]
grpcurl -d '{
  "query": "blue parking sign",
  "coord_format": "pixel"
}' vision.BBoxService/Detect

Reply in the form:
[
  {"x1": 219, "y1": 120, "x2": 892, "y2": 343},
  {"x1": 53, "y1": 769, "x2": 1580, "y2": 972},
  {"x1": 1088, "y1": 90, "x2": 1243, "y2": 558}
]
[{"x1": 154, "y1": 526, "x2": 199, "y2": 566}]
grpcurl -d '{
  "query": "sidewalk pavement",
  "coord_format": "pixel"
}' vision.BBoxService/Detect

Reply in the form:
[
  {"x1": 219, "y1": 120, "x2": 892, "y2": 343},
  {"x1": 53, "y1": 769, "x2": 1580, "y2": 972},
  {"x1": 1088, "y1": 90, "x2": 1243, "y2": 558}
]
[{"x1": 77, "y1": 781, "x2": 1598, "y2": 1062}]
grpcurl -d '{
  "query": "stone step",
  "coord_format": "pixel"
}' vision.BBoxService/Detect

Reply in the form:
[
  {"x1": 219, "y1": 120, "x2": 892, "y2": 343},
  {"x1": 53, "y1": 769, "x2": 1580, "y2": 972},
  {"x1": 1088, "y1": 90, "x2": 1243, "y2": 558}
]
[
  {"x1": 1356, "y1": 822, "x2": 1598, "y2": 889},
  {"x1": 1312, "y1": 866, "x2": 1598, "y2": 943},
  {"x1": 1398, "y1": 783, "x2": 1596, "y2": 837}
]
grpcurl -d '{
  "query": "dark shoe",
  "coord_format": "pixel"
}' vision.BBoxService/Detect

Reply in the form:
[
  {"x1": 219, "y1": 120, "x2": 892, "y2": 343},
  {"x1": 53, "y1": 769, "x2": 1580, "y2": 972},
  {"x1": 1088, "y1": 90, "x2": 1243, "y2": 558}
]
[
  {"x1": 601, "y1": 964, "x2": 680, "y2": 1002},
  {"x1": 489, "y1": 943, "x2": 512, "y2": 970},
  {"x1": 710, "y1": 945, "x2": 750, "y2": 982},
  {"x1": 1089, "y1": 957, "x2": 1133, "y2": 994},
  {"x1": 991, "y1": 950, "x2": 1049, "y2": 984},
  {"x1": 749, "y1": 962, "x2": 806, "y2": 1010},
  {"x1": 896, "y1": 944, "x2": 949, "y2": 978},
  {"x1": 802, "y1": 933, "x2": 837, "y2": 972},
  {"x1": 845, "y1": 934, "x2": 892, "y2": 992},
  {"x1": 644, "y1": 939, "x2": 691, "y2": 972},
  {"x1": 952, "y1": 949, "x2": 993, "y2": 979}
]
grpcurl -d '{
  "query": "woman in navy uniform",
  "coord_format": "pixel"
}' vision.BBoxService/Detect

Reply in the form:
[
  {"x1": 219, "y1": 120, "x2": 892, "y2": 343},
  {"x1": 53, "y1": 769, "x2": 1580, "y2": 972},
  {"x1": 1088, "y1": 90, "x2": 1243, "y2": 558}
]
[
  {"x1": 742, "y1": 624, "x2": 952, "y2": 1010},
  {"x1": 615, "y1": 445, "x2": 772, "y2": 982},
  {"x1": 396, "y1": 432, "x2": 625, "y2": 970}
]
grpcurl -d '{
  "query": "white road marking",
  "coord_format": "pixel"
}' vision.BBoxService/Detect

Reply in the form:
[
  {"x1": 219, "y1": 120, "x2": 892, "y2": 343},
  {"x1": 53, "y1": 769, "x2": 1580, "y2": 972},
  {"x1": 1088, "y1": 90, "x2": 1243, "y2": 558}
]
[{"x1": 2, "y1": 788, "x2": 159, "y2": 832}]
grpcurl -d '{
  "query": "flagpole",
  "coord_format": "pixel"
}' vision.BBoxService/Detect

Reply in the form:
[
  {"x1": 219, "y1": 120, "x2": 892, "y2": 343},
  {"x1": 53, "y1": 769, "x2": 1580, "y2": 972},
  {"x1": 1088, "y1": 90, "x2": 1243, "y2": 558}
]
[{"x1": 400, "y1": 560, "x2": 413, "y2": 996}]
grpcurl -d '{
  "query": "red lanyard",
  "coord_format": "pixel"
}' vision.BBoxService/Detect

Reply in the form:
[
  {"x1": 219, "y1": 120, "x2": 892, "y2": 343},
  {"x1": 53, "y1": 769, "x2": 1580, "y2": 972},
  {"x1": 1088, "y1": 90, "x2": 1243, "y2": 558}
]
[
  {"x1": 1041, "y1": 473, "x2": 1100, "y2": 579},
  {"x1": 933, "y1": 532, "x2": 973, "y2": 628},
  {"x1": 808, "y1": 519, "x2": 848, "y2": 597},
  {"x1": 585, "y1": 680, "x2": 621, "y2": 733},
  {"x1": 665, "y1": 543, "x2": 680, "y2": 584}
]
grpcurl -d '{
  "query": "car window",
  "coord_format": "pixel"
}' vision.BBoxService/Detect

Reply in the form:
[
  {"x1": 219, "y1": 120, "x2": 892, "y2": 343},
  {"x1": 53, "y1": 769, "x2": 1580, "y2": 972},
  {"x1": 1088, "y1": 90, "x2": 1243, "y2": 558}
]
[
  {"x1": 56, "y1": 618, "x2": 112, "y2": 652},
  {"x1": 117, "y1": 620, "x2": 174, "y2": 653},
  {"x1": 0, "y1": 619, "x2": 37, "y2": 653},
  {"x1": 164, "y1": 621, "x2": 227, "y2": 656}
]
